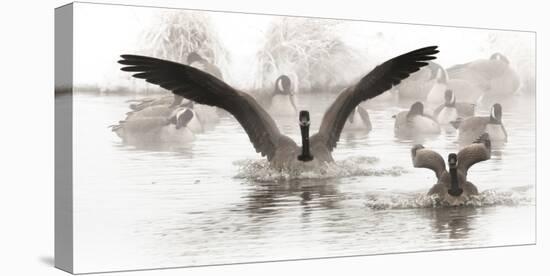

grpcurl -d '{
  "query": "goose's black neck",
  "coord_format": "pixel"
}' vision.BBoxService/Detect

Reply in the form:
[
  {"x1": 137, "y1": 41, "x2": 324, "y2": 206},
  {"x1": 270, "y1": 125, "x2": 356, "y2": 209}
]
[
  {"x1": 489, "y1": 103, "x2": 503, "y2": 124},
  {"x1": 298, "y1": 111, "x2": 313, "y2": 162},
  {"x1": 447, "y1": 153, "x2": 463, "y2": 197}
]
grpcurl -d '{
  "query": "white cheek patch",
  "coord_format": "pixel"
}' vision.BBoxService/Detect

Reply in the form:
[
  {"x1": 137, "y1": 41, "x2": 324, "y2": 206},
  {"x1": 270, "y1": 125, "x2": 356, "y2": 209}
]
[
  {"x1": 277, "y1": 79, "x2": 284, "y2": 91},
  {"x1": 176, "y1": 108, "x2": 187, "y2": 118}
]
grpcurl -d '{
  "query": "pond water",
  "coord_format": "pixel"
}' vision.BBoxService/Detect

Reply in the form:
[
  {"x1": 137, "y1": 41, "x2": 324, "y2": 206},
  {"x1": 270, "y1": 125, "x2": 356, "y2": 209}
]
[{"x1": 72, "y1": 91, "x2": 535, "y2": 273}]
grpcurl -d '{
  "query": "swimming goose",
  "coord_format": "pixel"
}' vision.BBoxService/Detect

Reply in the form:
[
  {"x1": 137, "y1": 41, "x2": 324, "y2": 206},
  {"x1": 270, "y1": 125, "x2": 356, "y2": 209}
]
[
  {"x1": 123, "y1": 97, "x2": 203, "y2": 133},
  {"x1": 119, "y1": 46, "x2": 439, "y2": 169},
  {"x1": 454, "y1": 103, "x2": 507, "y2": 143},
  {"x1": 426, "y1": 63, "x2": 484, "y2": 105},
  {"x1": 394, "y1": 101, "x2": 440, "y2": 138},
  {"x1": 433, "y1": 89, "x2": 475, "y2": 125},
  {"x1": 343, "y1": 105, "x2": 372, "y2": 132},
  {"x1": 111, "y1": 104, "x2": 196, "y2": 147},
  {"x1": 446, "y1": 53, "x2": 520, "y2": 99},
  {"x1": 269, "y1": 75, "x2": 298, "y2": 115},
  {"x1": 411, "y1": 133, "x2": 491, "y2": 206}
]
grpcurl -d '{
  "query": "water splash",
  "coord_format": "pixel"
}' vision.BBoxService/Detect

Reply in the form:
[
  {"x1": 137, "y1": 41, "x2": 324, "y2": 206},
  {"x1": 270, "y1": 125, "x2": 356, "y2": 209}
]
[
  {"x1": 233, "y1": 156, "x2": 407, "y2": 182},
  {"x1": 364, "y1": 188, "x2": 534, "y2": 210}
]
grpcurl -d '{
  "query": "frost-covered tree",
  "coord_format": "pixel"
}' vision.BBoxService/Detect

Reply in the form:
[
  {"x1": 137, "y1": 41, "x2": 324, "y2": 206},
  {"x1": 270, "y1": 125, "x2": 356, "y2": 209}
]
[{"x1": 255, "y1": 17, "x2": 362, "y2": 93}]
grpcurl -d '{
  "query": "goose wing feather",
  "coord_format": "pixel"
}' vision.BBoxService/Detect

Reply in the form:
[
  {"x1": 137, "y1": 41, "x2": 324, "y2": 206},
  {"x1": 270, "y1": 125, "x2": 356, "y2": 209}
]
[
  {"x1": 119, "y1": 54, "x2": 284, "y2": 160},
  {"x1": 311, "y1": 46, "x2": 439, "y2": 151},
  {"x1": 411, "y1": 144, "x2": 446, "y2": 178},
  {"x1": 457, "y1": 133, "x2": 491, "y2": 174}
]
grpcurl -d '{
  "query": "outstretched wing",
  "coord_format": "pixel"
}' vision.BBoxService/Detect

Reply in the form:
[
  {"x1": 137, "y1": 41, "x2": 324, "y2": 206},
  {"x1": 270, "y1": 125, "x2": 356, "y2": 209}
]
[
  {"x1": 311, "y1": 46, "x2": 439, "y2": 151},
  {"x1": 457, "y1": 133, "x2": 491, "y2": 174},
  {"x1": 411, "y1": 144, "x2": 446, "y2": 178},
  {"x1": 119, "y1": 55, "x2": 284, "y2": 160}
]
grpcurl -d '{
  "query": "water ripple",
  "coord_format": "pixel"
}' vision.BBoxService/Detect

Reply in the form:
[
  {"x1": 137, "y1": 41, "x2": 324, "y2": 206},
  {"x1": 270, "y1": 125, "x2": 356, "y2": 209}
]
[
  {"x1": 364, "y1": 188, "x2": 534, "y2": 210},
  {"x1": 233, "y1": 156, "x2": 408, "y2": 182}
]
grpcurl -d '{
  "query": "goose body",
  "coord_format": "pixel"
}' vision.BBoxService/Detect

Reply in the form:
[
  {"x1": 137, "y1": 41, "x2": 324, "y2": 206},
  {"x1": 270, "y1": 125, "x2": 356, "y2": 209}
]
[
  {"x1": 455, "y1": 103, "x2": 507, "y2": 143},
  {"x1": 126, "y1": 94, "x2": 175, "y2": 111},
  {"x1": 119, "y1": 46, "x2": 439, "y2": 170},
  {"x1": 446, "y1": 53, "x2": 520, "y2": 98},
  {"x1": 435, "y1": 107, "x2": 458, "y2": 126},
  {"x1": 433, "y1": 89, "x2": 475, "y2": 125},
  {"x1": 111, "y1": 105, "x2": 196, "y2": 147},
  {"x1": 411, "y1": 133, "x2": 491, "y2": 206},
  {"x1": 426, "y1": 63, "x2": 484, "y2": 105},
  {"x1": 124, "y1": 99, "x2": 203, "y2": 132},
  {"x1": 394, "y1": 102, "x2": 440, "y2": 138}
]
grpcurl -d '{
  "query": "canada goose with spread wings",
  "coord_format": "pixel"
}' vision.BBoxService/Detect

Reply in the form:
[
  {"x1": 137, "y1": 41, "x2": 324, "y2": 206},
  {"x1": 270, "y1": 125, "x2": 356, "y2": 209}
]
[
  {"x1": 119, "y1": 46, "x2": 439, "y2": 169},
  {"x1": 411, "y1": 133, "x2": 491, "y2": 206}
]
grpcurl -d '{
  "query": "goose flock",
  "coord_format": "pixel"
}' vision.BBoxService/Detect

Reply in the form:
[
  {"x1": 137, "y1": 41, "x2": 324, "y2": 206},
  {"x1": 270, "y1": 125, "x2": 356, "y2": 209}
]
[{"x1": 112, "y1": 47, "x2": 524, "y2": 206}]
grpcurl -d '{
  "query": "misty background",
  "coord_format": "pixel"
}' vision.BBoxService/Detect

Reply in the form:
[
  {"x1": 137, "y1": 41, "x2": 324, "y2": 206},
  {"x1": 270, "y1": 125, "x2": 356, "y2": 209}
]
[{"x1": 73, "y1": 4, "x2": 535, "y2": 95}]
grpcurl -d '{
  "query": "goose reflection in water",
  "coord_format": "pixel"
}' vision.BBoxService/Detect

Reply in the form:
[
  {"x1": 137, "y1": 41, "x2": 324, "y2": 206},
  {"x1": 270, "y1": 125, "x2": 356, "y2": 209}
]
[
  {"x1": 241, "y1": 178, "x2": 343, "y2": 218},
  {"x1": 420, "y1": 207, "x2": 478, "y2": 240}
]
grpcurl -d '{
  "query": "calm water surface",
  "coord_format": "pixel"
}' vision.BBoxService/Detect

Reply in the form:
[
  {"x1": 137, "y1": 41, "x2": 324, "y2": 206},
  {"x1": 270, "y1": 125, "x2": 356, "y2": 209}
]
[{"x1": 72, "y1": 92, "x2": 535, "y2": 272}]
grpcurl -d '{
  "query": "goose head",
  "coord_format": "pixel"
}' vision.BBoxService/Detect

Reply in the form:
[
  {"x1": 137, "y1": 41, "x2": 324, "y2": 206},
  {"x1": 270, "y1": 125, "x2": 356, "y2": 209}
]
[
  {"x1": 297, "y1": 110, "x2": 313, "y2": 162},
  {"x1": 275, "y1": 75, "x2": 292, "y2": 95},
  {"x1": 407, "y1": 101, "x2": 425, "y2": 118},
  {"x1": 490, "y1": 52, "x2": 510, "y2": 65},
  {"x1": 489, "y1": 103, "x2": 503, "y2": 124},
  {"x1": 430, "y1": 62, "x2": 448, "y2": 84},
  {"x1": 444, "y1": 89, "x2": 456, "y2": 107},
  {"x1": 169, "y1": 108, "x2": 194, "y2": 130}
]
